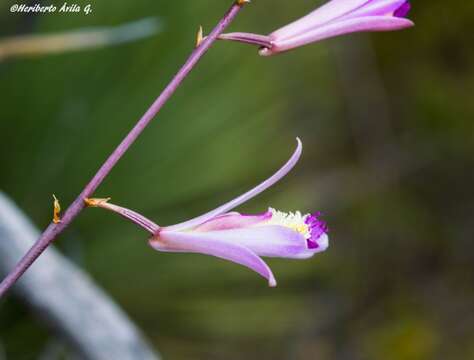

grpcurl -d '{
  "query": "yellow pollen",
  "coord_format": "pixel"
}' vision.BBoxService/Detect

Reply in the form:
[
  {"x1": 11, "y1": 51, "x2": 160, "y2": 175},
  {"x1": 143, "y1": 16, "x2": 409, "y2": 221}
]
[{"x1": 267, "y1": 208, "x2": 311, "y2": 239}]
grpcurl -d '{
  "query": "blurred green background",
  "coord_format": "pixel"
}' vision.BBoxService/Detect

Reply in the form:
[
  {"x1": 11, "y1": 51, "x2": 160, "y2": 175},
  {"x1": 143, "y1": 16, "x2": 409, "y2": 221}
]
[{"x1": 1, "y1": 0, "x2": 474, "y2": 358}]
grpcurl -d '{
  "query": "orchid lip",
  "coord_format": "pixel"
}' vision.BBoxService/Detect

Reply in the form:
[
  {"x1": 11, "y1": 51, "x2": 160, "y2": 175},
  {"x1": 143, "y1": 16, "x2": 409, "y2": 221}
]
[
  {"x1": 305, "y1": 212, "x2": 329, "y2": 249},
  {"x1": 394, "y1": 1, "x2": 411, "y2": 18},
  {"x1": 266, "y1": 208, "x2": 329, "y2": 251}
]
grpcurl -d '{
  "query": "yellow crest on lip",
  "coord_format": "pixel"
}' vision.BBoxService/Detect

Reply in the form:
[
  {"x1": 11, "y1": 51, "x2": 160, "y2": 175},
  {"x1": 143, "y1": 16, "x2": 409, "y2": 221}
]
[{"x1": 267, "y1": 208, "x2": 311, "y2": 239}]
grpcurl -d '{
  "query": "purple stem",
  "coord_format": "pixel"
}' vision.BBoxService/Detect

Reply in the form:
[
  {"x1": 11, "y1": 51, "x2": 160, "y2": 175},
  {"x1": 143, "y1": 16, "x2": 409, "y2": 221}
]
[{"x1": 0, "y1": 1, "x2": 245, "y2": 298}]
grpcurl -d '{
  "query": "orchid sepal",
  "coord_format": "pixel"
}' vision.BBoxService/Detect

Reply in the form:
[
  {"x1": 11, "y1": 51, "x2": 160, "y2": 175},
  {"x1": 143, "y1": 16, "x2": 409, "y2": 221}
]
[
  {"x1": 150, "y1": 230, "x2": 278, "y2": 287},
  {"x1": 164, "y1": 137, "x2": 302, "y2": 232}
]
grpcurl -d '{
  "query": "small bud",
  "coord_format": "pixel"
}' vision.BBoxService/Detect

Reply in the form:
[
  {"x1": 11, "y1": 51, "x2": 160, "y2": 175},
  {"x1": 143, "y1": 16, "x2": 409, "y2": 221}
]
[
  {"x1": 53, "y1": 194, "x2": 61, "y2": 224},
  {"x1": 236, "y1": 0, "x2": 250, "y2": 6},
  {"x1": 195, "y1": 25, "x2": 204, "y2": 47}
]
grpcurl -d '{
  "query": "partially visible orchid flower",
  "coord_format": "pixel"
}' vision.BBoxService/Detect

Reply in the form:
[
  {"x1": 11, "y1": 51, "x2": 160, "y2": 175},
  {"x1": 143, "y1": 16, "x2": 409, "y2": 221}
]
[
  {"x1": 218, "y1": 0, "x2": 413, "y2": 56},
  {"x1": 86, "y1": 139, "x2": 329, "y2": 287}
]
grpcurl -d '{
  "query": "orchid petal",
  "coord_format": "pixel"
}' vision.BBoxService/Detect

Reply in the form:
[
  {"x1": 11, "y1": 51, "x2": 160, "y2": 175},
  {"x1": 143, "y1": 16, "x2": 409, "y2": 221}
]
[
  {"x1": 194, "y1": 211, "x2": 272, "y2": 232},
  {"x1": 150, "y1": 231, "x2": 277, "y2": 286},
  {"x1": 267, "y1": 15, "x2": 413, "y2": 55},
  {"x1": 164, "y1": 138, "x2": 302, "y2": 232},
  {"x1": 193, "y1": 226, "x2": 316, "y2": 259},
  {"x1": 271, "y1": 0, "x2": 370, "y2": 41}
]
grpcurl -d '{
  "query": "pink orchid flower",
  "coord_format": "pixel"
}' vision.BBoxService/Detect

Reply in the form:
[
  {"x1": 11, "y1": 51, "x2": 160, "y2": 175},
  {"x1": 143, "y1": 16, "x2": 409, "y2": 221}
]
[
  {"x1": 87, "y1": 139, "x2": 329, "y2": 287},
  {"x1": 219, "y1": 0, "x2": 413, "y2": 56}
]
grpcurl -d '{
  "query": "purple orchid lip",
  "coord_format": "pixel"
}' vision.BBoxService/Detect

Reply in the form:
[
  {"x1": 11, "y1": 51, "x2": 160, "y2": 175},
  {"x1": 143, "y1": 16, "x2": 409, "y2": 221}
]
[
  {"x1": 305, "y1": 212, "x2": 329, "y2": 249},
  {"x1": 394, "y1": 1, "x2": 411, "y2": 18}
]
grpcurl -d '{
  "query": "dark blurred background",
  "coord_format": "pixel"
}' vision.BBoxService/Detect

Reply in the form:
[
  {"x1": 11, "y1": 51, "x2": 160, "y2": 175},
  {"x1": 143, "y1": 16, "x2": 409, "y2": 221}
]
[{"x1": 1, "y1": 0, "x2": 474, "y2": 358}]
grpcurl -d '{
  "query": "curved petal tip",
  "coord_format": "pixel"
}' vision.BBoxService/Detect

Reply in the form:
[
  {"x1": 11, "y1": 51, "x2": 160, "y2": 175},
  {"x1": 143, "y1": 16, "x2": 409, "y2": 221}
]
[
  {"x1": 165, "y1": 137, "x2": 303, "y2": 232},
  {"x1": 295, "y1": 136, "x2": 303, "y2": 150}
]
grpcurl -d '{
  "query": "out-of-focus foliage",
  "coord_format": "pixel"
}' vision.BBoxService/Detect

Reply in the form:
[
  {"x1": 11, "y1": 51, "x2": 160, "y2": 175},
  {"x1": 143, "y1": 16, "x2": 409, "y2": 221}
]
[
  {"x1": 0, "y1": 17, "x2": 161, "y2": 60},
  {"x1": 1, "y1": 0, "x2": 474, "y2": 359}
]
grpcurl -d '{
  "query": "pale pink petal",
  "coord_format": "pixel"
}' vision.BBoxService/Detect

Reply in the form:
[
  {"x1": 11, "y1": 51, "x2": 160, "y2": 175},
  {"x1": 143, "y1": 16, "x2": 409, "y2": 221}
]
[
  {"x1": 271, "y1": 0, "x2": 370, "y2": 41},
  {"x1": 190, "y1": 226, "x2": 315, "y2": 259},
  {"x1": 164, "y1": 138, "x2": 302, "y2": 232},
  {"x1": 150, "y1": 232, "x2": 277, "y2": 286},
  {"x1": 193, "y1": 211, "x2": 272, "y2": 232},
  {"x1": 266, "y1": 15, "x2": 413, "y2": 55}
]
